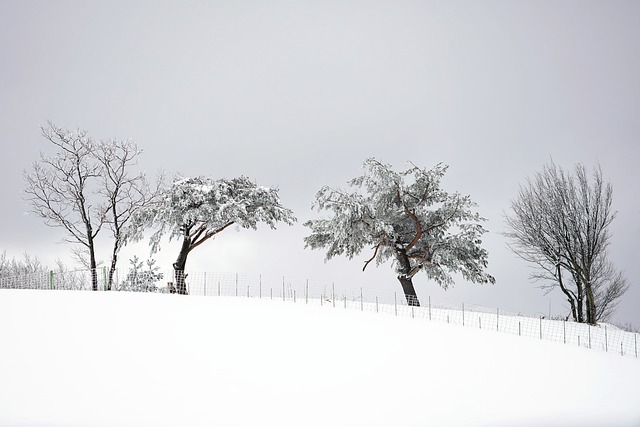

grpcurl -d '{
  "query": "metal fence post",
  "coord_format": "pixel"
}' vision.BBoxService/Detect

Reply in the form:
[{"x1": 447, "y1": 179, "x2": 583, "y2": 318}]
[
  {"x1": 103, "y1": 266, "x2": 107, "y2": 291},
  {"x1": 462, "y1": 303, "x2": 465, "y2": 326},
  {"x1": 394, "y1": 292, "x2": 397, "y2": 316},
  {"x1": 539, "y1": 317, "x2": 542, "y2": 340},
  {"x1": 332, "y1": 283, "x2": 335, "y2": 308},
  {"x1": 49, "y1": 270, "x2": 54, "y2": 290}
]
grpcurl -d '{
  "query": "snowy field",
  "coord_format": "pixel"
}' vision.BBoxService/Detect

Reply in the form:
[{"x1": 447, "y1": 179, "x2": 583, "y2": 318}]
[{"x1": 0, "y1": 289, "x2": 639, "y2": 427}]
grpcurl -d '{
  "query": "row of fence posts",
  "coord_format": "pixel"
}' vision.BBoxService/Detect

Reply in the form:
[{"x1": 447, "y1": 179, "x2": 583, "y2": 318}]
[
  {"x1": 42, "y1": 270, "x2": 638, "y2": 359},
  {"x1": 200, "y1": 274, "x2": 638, "y2": 358}
]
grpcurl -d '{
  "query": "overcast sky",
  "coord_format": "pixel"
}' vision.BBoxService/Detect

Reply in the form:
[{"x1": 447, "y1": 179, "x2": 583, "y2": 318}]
[{"x1": 1, "y1": 0, "x2": 639, "y2": 326}]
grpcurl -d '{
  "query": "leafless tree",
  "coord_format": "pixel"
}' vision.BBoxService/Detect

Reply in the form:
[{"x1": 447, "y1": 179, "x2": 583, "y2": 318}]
[
  {"x1": 23, "y1": 122, "x2": 105, "y2": 290},
  {"x1": 23, "y1": 122, "x2": 161, "y2": 291},
  {"x1": 94, "y1": 139, "x2": 164, "y2": 290},
  {"x1": 504, "y1": 161, "x2": 628, "y2": 324}
]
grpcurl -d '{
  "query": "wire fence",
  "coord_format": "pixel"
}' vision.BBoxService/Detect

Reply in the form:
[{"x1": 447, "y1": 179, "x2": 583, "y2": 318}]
[{"x1": 1, "y1": 268, "x2": 638, "y2": 359}]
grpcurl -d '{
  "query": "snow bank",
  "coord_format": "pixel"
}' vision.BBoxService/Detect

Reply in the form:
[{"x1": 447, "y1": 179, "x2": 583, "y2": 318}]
[{"x1": 0, "y1": 290, "x2": 638, "y2": 427}]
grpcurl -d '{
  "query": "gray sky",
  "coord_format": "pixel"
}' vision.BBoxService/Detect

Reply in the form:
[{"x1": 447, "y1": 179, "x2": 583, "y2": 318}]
[{"x1": 2, "y1": 0, "x2": 639, "y2": 326}]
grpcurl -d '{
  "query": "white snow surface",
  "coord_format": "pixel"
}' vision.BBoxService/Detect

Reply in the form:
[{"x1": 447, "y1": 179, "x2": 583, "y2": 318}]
[{"x1": 0, "y1": 290, "x2": 638, "y2": 427}]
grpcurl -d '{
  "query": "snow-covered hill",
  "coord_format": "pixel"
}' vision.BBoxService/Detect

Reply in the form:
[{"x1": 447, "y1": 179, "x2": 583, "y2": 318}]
[{"x1": 0, "y1": 289, "x2": 638, "y2": 427}]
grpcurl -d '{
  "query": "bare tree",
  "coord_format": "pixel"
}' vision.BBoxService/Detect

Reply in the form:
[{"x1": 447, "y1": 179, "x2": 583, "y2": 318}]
[
  {"x1": 94, "y1": 139, "x2": 164, "y2": 290},
  {"x1": 23, "y1": 122, "x2": 105, "y2": 290},
  {"x1": 504, "y1": 161, "x2": 628, "y2": 324}
]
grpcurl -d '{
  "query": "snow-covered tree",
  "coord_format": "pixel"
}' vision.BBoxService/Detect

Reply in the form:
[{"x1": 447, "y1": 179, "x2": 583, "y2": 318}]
[
  {"x1": 304, "y1": 158, "x2": 495, "y2": 306},
  {"x1": 128, "y1": 176, "x2": 296, "y2": 294},
  {"x1": 117, "y1": 256, "x2": 163, "y2": 292}
]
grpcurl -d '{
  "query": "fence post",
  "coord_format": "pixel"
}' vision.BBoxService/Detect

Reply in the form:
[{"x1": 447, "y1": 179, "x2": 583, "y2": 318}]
[
  {"x1": 462, "y1": 303, "x2": 465, "y2": 326},
  {"x1": 563, "y1": 321, "x2": 566, "y2": 344},
  {"x1": 588, "y1": 325, "x2": 591, "y2": 349},
  {"x1": 294, "y1": 290, "x2": 296, "y2": 303},
  {"x1": 539, "y1": 317, "x2": 542, "y2": 340},
  {"x1": 343, "y1": 295, "x2": 346, "y2": 309},
  {"x1": 332, "y1": 283, "x2": 335, "y2": 308},
  {"x1": 360, "y1": 288, "x2": 363, "y2": 311},
  {"x1": 394, "y1": 292, "x2": 397, "y2": 316},
  {"x1": 518, "y1": 321, "x2": 521, "y2": 336},
  {"x1": 235, "y1": 274, "x2": 238, "y2": 297},
  {"x1": 218, "y1": 282, "x2": 220, "y2": 297},
  {"x1": 479, "y1": 317, "x2": 481, "y2": 330},
  {"x1": 49, "y1": 270, "x2": 54, "y2": 290},
  {"x1": 103, "y1": 266, "x2": 107, "y2": 291},
  {"x1": 605, "y1": 326, "x2": 608, "y2": 352}
]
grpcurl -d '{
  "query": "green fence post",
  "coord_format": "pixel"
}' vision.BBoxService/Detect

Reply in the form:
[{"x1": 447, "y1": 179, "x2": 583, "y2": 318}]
[{"x1": 49, "y1": 270, "x2": 54, "y2": 290}]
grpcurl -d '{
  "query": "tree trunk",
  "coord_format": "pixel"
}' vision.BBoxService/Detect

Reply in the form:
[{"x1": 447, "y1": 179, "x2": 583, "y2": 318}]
[
  {"x1": 556, "y1": 264, "x2": 577, "y2": 321},
  {"x1": 395, "y1": 248, "x2": 421, "y2": 307},
  {"x1": 397, "y1": 275, "x2": 420, "y2": 306},
  {"x1": 173, "y1": 233, "x2": 191, "y2": 295},
  {"x1": 88, "y1": 239, "x2": 98, "y2": 291},
  {"x1": 585, "y1": 283, "x2": 597, "y2": 325},
  {"x1": 107, "y1": 240, "x2": 118, "y2": 291}
]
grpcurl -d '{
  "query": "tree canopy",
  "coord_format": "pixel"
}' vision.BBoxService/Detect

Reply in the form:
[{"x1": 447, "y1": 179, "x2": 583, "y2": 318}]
[
  {"x1": 304, "y1": 158, "x2": 494, "y2": 306},
  {"x1": 128, "y1": 176, "x2": 296, "y2": 294}
]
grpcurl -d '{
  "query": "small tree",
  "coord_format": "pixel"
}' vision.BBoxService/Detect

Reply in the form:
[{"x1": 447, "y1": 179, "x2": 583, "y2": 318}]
[
  {"x1": 304, "y1": 158, "x2": 495, "y2": 306},
  {"x1": 118, "y1": 256, "x2": 163, "y2": 292},
  {"x1": 504, "y1": 161, "x2": 628, "y2": 324},
  {"x1": 128, "y1": 176, "x2": 296, "y2": 294}
]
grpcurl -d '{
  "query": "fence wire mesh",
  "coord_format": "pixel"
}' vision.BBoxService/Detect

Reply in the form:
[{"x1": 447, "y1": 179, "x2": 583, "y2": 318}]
[{"x1": 0, "y1": 268, "x2": 637, "y2": 358}]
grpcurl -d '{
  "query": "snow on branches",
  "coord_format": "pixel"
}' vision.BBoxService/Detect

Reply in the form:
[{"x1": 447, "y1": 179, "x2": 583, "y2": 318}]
[
  {"x1": 128, "y1": 176, "x2": 295, "y2": 269},
  {"x1": 304, "y1": 158, "x2": 494, "y2": 304}
]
